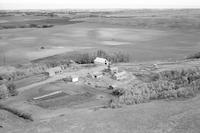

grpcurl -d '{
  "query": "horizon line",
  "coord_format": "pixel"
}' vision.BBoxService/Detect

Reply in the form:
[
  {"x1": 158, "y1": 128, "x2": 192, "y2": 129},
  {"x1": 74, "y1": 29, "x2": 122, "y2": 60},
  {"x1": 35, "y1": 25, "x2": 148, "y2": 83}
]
[{"x1": 1, "y1": 8, "x2": 200, "y2": 11}]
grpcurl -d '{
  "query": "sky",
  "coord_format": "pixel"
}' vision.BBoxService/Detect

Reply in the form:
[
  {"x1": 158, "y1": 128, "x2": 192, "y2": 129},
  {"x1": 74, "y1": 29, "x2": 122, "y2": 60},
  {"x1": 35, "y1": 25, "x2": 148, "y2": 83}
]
[{"x1": 0, "y1": 0, "x2": 200, "y2": 10}]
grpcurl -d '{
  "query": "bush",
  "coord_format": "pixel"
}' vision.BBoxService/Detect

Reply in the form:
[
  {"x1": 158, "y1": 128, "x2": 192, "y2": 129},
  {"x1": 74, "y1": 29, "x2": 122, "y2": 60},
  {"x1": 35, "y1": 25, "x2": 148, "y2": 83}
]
[
  {"x1": 72, "y1": 53, "x2": 95, "y2": 64},
  {"x1": 108, "y1": 98, "x2": 122, "y2": 108},
  {"x1": 112, "y1": 88, "x2": 124, "y2": 96},
  {"x1": 0, "y1": 84, "x2": 9, "y2": 99},
  {"x1": 6, "y1": 82, "x2": 18, "y2": 96}
]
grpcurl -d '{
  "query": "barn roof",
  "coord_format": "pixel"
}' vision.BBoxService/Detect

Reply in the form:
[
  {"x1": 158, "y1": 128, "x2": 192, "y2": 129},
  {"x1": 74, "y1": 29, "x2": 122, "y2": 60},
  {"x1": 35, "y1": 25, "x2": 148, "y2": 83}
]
[{"x1": 94, "y1": 57, "x2": 108, "y2": 63}]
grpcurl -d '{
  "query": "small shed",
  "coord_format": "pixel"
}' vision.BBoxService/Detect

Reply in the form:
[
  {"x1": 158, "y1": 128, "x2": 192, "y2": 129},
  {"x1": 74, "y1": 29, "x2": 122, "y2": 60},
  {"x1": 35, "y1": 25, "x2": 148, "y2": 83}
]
[
  {"x1": 94, "y1": 57, "x2": 109, "y2": 65},
  {"x1": 112, "y1": 71, "x2": 127, "y2": 80},
  {"x1": 70, "y1": 76, "x2": 79, "y2": 82},
  {"x1": 63, "y1": 75, "x2": 79, "y2": 82},
  {"x1": 46, "y1": 66, "x2": 63, "y2": 77}
]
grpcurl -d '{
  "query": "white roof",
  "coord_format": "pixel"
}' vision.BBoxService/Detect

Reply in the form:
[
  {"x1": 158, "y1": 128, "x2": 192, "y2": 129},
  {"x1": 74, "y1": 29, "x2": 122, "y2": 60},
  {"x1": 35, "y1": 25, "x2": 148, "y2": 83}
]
[{"x1": 94, "y1": 57, "x2": 108, "y2": 63}]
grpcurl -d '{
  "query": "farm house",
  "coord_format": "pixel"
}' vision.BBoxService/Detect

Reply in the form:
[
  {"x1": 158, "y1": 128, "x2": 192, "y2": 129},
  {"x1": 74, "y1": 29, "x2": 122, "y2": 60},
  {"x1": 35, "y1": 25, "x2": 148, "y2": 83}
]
[
  {"x1": 94, "y1": 57, "x2": 109, "y2": 65},
  {"x1": 70, "y1": 75, "x2": 79, "y2": 82},
  {"x1": 46, "y1": 66, "x2": 63, "y2": 77}
]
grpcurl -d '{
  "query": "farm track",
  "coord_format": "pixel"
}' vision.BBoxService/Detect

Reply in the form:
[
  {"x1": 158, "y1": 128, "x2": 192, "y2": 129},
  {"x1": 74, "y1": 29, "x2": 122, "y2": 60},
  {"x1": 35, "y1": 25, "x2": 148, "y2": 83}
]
[{"x1": 18, "y1": 66, "x2": 106, "y2": 92}]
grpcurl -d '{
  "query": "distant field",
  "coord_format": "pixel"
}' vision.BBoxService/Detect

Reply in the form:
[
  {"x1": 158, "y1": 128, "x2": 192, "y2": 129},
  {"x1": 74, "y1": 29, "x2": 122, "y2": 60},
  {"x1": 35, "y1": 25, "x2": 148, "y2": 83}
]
[{"x1": 1, "y1": 10, "x2": 200, "y2": 65}]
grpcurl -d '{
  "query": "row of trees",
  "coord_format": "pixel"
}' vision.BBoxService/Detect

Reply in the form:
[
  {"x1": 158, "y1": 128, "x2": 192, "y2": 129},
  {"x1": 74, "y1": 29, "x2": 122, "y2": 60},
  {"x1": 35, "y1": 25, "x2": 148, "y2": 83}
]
[
  {"x1": 71, "y1": 50, "x2": 130, "y2": 64},
  {"x1": 0, "y1": 82, "x2": 18, "y2": 99}
]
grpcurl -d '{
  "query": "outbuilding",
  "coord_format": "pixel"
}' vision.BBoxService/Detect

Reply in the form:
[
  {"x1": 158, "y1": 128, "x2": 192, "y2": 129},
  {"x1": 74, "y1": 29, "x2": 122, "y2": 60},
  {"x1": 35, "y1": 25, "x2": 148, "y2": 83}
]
[
  {"x1": 94, "y1": 57, "x2": 109, "y2": 65},
  {"x1": 70, "y1": 76, "x2": 79, "y2": 82},
  {"x1": 112, "y1": 71, "x2": 127, "y2": 80},
  {"x1": 63, "y1": 75, "x2": 79, "y2": 82},
  {"x1": 46, "y1": 66, "x2": 63, "y2": 77}
]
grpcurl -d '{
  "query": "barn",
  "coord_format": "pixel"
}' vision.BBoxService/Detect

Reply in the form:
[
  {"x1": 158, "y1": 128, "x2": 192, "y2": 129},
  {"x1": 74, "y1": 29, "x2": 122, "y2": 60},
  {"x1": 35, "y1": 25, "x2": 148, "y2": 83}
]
[
  {"x1": 46, "y1": 66, "x2": 63, "y2": 77},
  {"x1": 112, "y1": 71, "x2": 127, "y2": 80},
  {"x1": 94, "y1": 57, "x2": 109, "y2": 65}
]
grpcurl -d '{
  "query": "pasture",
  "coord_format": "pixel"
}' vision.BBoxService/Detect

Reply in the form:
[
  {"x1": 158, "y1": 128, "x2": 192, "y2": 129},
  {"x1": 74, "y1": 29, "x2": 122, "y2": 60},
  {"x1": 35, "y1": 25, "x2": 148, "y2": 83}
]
[{"x1": 1, "y1": 21, "x2": 200, "y2": 65}]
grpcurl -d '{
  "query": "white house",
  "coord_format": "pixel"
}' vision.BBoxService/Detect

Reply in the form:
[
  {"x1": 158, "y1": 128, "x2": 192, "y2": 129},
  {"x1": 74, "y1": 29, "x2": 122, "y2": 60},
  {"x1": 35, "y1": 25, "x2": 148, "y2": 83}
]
[
  {"x1": 46, "y1": 66, "x2": 63, "y2": 77},
  {"x1": 94, "y1": 57, "x2": 109, "y2": 65},
  {"x1": 70, "y1": 76, "x2": 79, "y2": 82}
]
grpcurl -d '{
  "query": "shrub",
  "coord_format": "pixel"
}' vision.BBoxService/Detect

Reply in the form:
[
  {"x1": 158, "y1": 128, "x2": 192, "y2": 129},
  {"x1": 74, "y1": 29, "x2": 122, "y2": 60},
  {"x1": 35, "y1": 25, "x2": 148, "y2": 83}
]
[
  {"x1": 6, "y1": 82, "x2": 18, "y2": 96},
  {"x1": 72, "y1": 53, "x2": 95, "y2": 64},
  {"x1": 0, "y1": 84, "x2": 9, "y2": 99},
  {"x1": 108, "y1": 98, "x2": 122, "y2": 108},
  {"x1": 177, "y1": 87, "x2": 193, "y2": 98},
  {"x1": 112, "y1": 88, "x2": 124, "y2": 96}
]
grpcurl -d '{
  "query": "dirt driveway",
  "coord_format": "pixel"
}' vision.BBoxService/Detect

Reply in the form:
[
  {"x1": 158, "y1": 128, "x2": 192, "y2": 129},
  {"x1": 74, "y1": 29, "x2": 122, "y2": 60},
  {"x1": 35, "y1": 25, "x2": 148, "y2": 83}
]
[{"x1": 18, "y1": 65, "x2": 106, "y2": 92}]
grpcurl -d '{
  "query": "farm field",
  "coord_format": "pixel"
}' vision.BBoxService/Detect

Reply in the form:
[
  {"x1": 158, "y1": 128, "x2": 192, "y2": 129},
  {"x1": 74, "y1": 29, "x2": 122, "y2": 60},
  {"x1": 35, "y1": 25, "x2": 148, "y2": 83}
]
[
  {"x1": 1, "y1": 10, "x2": 200, "y2": 65},
  {"x1": 1, "y1": 22, "x2": 200, "y2": 65}
]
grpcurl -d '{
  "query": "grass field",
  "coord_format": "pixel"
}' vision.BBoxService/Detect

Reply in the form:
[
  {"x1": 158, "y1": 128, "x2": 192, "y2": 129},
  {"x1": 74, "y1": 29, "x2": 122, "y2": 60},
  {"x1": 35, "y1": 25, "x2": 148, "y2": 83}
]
[
  {"x1": 1, "y1": 23, "x2": 200, "y2": 65},
  {"x1": 1, "y1": 10, "x2": 200, "y2": 65}
]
